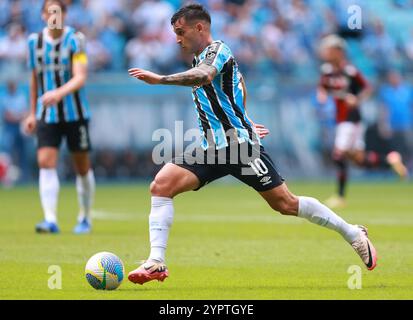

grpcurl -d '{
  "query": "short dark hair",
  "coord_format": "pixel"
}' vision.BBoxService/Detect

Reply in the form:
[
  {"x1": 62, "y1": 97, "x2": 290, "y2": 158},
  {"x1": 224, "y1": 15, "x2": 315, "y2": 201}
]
[
  {"x1": 171, "y1": 4, "x2": 211, "y2": 26},
  {"x1": 42, "y1": 0, "x2": 67, "y2": 13}
]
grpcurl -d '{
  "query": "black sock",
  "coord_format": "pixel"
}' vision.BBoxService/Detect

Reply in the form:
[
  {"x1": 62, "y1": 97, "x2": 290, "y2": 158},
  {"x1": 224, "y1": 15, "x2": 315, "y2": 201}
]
[
  {"x1": 362, "y1": 151, "x2": 390, "y2": 169},
  {"x1": 334, "y1": 159, "x2": 348, "y2": 198}
]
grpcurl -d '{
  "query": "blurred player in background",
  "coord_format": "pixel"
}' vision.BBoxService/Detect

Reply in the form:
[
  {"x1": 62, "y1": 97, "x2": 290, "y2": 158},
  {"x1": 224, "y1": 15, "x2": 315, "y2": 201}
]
[
  {"x1": 317, "y1": 35, "x2": 408, "y2": 209},
  {"x1": 127, "y1": 4, "x2": 377, "y2": 286},
  {"x1": 23, "y1": 0, "x2": 95, "y2": 234},
  {"x1": 379, "y1": 70, "x2": 413, "y2": 169},
  {"x1": 1, "y1": 79, "x2": 29, "y2": 182}
]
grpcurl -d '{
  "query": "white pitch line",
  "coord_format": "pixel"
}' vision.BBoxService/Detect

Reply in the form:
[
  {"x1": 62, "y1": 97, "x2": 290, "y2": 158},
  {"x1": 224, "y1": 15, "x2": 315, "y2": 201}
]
[{"x1": 92, "y1": 210, "x2": 413, "y2": 226}]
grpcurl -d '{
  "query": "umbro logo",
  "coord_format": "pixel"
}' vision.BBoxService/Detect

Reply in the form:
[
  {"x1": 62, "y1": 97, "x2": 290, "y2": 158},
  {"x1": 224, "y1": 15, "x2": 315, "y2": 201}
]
[{"x1": 260, "y1": 176, "x2": 272, "y2": 184}]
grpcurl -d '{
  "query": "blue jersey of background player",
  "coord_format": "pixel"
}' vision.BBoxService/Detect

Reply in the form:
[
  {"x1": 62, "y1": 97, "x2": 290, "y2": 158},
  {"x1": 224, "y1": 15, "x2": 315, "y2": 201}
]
[
  {"x1": 127, "y1": 3, "x2": 377, "y2": 286},
  {"x1": 27, "y1": 26, "x2": 91, "y2": 124},
  {"x1": 23, "y1": 0, "x2": 95, "y2": 235}
]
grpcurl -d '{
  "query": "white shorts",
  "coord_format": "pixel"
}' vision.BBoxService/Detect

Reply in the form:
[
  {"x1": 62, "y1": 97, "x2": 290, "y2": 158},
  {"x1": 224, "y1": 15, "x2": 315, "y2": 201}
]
[{"x1": 334, "y1": 122, "x2": 365, "y2": 152}]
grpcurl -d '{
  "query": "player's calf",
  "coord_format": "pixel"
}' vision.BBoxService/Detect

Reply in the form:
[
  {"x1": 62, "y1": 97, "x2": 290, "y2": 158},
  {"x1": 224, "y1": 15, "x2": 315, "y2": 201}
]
[{"x1": 260, "y1": 184, "x2": 299, "y2": 216}]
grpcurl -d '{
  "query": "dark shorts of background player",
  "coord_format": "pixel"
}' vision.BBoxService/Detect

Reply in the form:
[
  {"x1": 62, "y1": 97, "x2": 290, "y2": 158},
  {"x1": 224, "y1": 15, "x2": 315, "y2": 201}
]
[
  {"x1": 36, "y1": 120, "x2": 92, "y2": 152},
  {"x1": 171, "y1": 142, "x2": 285, "y2": 192}
]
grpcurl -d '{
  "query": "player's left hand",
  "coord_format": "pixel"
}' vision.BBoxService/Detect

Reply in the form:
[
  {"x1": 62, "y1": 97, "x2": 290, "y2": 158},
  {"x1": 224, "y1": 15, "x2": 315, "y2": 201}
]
[
  {"x1": 253, "y1": 123, "x2": 270, "y2": 139},
  {"x1": 129, "y1": 68, "x2": 162, "y2": 85},
  {"x1": 345, "y1": 94, "x2": 359, "y2": 108},
  {"x1": 41, "y1": 90, "x2": 63, "y2": 107}
]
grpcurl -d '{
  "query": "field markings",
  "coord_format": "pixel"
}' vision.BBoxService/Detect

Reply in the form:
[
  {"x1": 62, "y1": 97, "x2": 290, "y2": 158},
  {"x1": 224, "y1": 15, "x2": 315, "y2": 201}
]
[{"x1": 92, "y1": 210, "x2": 413, "y2": 226}]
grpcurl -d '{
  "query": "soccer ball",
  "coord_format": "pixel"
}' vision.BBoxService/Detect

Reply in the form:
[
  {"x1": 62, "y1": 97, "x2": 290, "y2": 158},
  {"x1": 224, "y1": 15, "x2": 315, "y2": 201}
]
[{"x1": 85, "y1": 252, "x2": 125, "y2": 290}]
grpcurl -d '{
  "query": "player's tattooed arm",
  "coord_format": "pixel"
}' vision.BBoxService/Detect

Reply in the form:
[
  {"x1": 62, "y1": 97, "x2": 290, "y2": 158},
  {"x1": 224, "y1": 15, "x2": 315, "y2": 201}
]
[
  {"x1": 160, "y1": 64, "x2": 217, "y2": 86},
  {"x1": 129, "y1": 64, "x2": 217, "y2": 87}
]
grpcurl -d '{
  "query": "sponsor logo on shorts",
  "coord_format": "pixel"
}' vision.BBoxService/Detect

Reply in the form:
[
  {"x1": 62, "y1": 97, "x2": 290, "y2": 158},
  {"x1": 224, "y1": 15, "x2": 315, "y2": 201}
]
[{"x1": 260, "y1": 176, "x2": 272, "y2": 185}]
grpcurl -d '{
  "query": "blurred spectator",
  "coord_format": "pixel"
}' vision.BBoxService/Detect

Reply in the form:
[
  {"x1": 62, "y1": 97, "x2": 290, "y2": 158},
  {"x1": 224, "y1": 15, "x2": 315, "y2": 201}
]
[
  {"x1": 0, "y1": 1, "x2": 11, "y2": 30},
  {"x1": 126, "y1": 33, "x2": 162, "y2": 71},
  {"x1": 131, "y1": 0, "x2": 174, "y2": 36},
  {"x1": 379, "y1": 71, "x2": 413, "y2": 166},
  {"x1": 0, "y1": 23, "x2": 27, "y2": 75},
  {"x1": 98, "y1": 13, "x2": 127, "y2": 71},
  {"x1": 65, "y1": 0, "x2": 95, "y2": 30},
  {"x1": 208, "y1": 0, "x2": 231, "y2": 37},
  {"x1": 392, "y1": 0, "x2": 413, "y2": 8},
  {"x1": 403, "y1": 28, "x2": 413, "y2": 68},
  {"x1": 20, "y1": 0, "x2": 43, "y2": 33},
  {"x1": 85, "y1": 28, "x2": 111, "y2": 71},
  {"x1": 1, "y1": 80, "x2": 29, "y2": 182},
  {"x1": 362, "y1": 19, "x2": 400, "y2": 76},
  {"x1": 0, "y1": 0, "x2": 411, "y2": 77},
  {"x1": 224, "y1": 4, "x2": 258, "y2": 75}
]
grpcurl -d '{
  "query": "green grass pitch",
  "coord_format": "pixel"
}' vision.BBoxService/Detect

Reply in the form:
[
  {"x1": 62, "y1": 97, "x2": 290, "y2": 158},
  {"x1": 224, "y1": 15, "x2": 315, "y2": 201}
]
[{"x1": 0, "y1": 181, "x2": 412, "y2": 300}]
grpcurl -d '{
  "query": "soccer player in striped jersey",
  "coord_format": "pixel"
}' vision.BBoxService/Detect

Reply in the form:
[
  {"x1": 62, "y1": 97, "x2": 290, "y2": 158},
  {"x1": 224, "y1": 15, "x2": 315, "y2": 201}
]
[
  {"x1": 23, "y1": 0, "x2": 95, "y2": 234},
  {"x1": 127, "y1": 4, "x2": 377, "y2": 285},
  {"x1": 317, "y1": 35, "x2": 408, "y2": 209}
]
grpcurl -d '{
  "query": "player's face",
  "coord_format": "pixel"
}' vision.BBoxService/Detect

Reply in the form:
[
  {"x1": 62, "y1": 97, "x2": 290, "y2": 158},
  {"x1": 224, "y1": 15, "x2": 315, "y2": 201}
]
[
  {"x1": 173, "y1": 18, "x2": 203, "y2": 55},
  {"x1": 42, "y1": 2, "x2": 66, "y2": 30},
  {"x1": 321, "y1": 47, "x2": 343, "y2": 64},
  {"x1": 388, "y1": 72, "x2": 401, "y2": 86}
]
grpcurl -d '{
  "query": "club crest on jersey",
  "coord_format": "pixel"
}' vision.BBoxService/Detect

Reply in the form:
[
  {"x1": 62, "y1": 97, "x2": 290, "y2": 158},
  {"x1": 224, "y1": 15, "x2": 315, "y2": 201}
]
[{"x1": 205, "y1": 43, "x2": 220, "y2": 63}]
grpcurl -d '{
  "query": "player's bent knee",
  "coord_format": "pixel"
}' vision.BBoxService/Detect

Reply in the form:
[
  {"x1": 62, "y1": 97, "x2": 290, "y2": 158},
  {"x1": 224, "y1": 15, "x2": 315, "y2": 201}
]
[
  {"x1": 150, "y1": 176, "x2": 175, "y2": 198},
  {"x1": 37, "y1": 156, "x2": 57, "y2": 169},
  {"x1": 73, "y1": 155, "x2": 91, "y2": 176},
  {"x1": 75, "y1": 164, "x2": 90, "y2": 176}
]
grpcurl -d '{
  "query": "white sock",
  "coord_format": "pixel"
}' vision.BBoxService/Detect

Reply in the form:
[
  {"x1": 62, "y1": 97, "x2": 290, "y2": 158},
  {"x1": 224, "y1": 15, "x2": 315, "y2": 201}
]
[
  {"x1": 298, "y1": 197, "x2": 360, "y2": 243},
  {"x1": 76, "y1": 170, "x2": 95, "y2": 223},
  {"x1": 39, "y1": 168, "x2": 60, "y2": 224},
  {"x1": 148, "y1": 196, "x2": 174, "y2": 263}
]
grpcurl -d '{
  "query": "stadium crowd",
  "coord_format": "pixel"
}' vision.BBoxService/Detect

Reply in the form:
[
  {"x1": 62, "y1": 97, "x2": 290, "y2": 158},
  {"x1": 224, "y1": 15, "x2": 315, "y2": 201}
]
[
  {"x1": 0, "y1": 0, "x2": 413, "y2": 76},
  {"x1": 0, "y1": 0, "x2": 412, "y2": 184}
]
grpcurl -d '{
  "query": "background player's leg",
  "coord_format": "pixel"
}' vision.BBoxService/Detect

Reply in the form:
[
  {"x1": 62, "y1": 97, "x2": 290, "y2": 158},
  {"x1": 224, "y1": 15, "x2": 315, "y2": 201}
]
[
  {"x1": 260, "y1": 183, "x2": 360, "y2": 243},
  {"x1": 333, "y1": 151, "x2": 348, "y2": 199},
  {"x1": 38, "y1": 147, "x2": 60, "y2": 225},
  {"x1": 351, "y1": 150, "x2": 407, "y2": 178},
  {"x1": 148, "y1": 163, "x2": 200, "y2": 262},
  {"x1": 260, "y1": 183, "x2": 377, "y2": 270},
  {"x1": 72, "y1": 152, "x2": 95, "y2": 228},
  {"x1": 326, "y1": 123, "x2": 353, "y2": 208}
]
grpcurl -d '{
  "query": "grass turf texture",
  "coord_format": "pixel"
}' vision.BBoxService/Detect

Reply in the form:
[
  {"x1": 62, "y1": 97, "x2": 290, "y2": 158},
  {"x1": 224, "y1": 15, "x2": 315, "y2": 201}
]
[{"x1": 0, "y1": 181, "x2": 412, "y2": 300}]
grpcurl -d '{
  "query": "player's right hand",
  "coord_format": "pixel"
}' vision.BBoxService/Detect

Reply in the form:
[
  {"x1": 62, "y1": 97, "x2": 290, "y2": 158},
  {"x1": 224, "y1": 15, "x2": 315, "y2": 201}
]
[
  {"x1": 23, "y1": 114, "x2": 37, "y2": 135},
  {"x1": 129, "y1": 68, "x2": 162, "y2": 85},
  {"x1": 316, "y1": 88, "x2": 328, "y2": 104},
  {"x1": 254, "y1": 123, "x2": 270, "y2": 139}
]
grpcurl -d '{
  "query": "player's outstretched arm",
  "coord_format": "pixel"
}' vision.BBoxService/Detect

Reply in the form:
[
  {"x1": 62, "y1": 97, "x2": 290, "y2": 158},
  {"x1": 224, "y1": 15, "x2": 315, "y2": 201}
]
[{"x1": 129, "y1": 64, "x2": 217, "y2": 87}]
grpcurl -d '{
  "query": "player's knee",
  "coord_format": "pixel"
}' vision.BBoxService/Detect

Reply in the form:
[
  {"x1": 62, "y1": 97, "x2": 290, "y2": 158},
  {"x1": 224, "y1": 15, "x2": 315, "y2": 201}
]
[
  {"x1": 73, "y1": 155, "x2": 91, "y2": 176},
  {"x1": 150, "y1": 176, "x2": 174, "y2": 198},
  {"x1": 37, "y1": 155, "x2": 56, "y2": 169},
  {"x1": 352, "y1": 152, "x2": 365, "y2": 166},
  {"x1": 74, "y1": 162, "x2": 90, "y2": 176}
]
